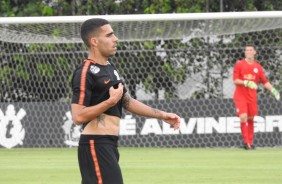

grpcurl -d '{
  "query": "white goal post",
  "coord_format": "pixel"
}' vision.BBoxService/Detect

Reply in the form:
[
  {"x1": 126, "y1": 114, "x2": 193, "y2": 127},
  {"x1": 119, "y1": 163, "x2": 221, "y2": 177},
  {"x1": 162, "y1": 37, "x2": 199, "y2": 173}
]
[{"x1": 1, "y1": 11, "x2": 282, "y2": 43}]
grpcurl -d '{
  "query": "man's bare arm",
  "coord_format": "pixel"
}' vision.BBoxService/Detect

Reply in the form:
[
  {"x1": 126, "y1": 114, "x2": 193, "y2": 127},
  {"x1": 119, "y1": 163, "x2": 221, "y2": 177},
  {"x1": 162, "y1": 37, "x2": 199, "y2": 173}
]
[
  {"x1": 122, "y1": 93, "x2": 163, "y2": 118},
  {"x1": 72, "y1": 83, "x2": 124, "y2": 125},
  {"x1": 234, "y1": 79, "x2": 245, "y2": 85},
  {"x1": 122, "y1": 92, "x2": 180, "y2": 129}
]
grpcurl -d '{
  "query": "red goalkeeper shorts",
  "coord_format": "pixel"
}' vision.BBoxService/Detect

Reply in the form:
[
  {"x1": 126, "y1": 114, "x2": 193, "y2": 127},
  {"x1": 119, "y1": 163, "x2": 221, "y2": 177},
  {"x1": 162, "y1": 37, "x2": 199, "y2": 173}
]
[{"x1": 234, "y1": 100, "x2": 258, "y2": 116}]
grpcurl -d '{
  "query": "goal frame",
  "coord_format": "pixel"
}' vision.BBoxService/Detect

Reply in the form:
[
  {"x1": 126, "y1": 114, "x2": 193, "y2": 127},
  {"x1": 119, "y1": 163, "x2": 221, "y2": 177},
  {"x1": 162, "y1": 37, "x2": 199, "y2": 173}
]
[{"x1": 1, "y1": 11, "x2": 282, "y2": 24}]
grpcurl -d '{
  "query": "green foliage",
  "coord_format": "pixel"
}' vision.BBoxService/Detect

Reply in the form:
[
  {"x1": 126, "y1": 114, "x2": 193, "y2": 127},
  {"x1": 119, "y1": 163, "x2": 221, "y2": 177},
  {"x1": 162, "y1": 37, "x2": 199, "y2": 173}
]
[
  {"x1": 143, "y1": 0, "x2": 172, "y2": 14},
  {"x1": 37, "y1": 64, "x2": 54, "y2": 78},
  {"x1": 42, "y1": 6, "x2": 54, "y2": 16},
  {"x1": 0, "y1": 67, "x2": 13, "y2": 86},
  {"x1": 1, "y1": 0, "x2": 281, "y2": 17},
  {"x1": 114, "y1": 40, "x2": 188, "y2": 99},
  {"x1": 0, "y1": 1, "x2": 47, "y2": 17},
  {"x1": 1, "y1": 0, "x2": 281, "y2": 101},
  {"x1": 143, "y1": 41, "x2": 155, "y2": 49}
]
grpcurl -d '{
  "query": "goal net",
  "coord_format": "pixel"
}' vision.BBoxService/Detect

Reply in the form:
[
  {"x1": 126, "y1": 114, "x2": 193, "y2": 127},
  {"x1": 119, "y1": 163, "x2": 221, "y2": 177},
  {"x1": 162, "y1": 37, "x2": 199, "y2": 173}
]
[{"x1": 0, "y1": 11, "x2": 281, "y2": 148}]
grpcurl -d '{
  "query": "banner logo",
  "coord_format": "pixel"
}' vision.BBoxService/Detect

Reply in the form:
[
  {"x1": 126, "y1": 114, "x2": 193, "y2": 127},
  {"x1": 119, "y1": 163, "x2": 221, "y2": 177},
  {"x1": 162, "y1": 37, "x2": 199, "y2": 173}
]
[
  {"x1": 0, "y1": 105, "x2": 26, "y2": 149},
  {"x1": 62, "y1": 111, "x2": 81, "y2": 147}
]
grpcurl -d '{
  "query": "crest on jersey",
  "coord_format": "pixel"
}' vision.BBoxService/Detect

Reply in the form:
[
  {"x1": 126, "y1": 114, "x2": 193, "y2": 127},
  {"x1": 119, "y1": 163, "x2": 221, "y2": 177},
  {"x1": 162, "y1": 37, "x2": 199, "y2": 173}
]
[
  {"x1": 90, "y1": 65, "x2": 100, "y2": 74},
  {"x1": 62, "y1": 111, "x2": 82, "y2": 147},
  {"x1": 0, "y1": 105, "x2": 26, "y2": 149},
  {"x1": 253, "y1": 68, "x2": 258, "y2": 73}
]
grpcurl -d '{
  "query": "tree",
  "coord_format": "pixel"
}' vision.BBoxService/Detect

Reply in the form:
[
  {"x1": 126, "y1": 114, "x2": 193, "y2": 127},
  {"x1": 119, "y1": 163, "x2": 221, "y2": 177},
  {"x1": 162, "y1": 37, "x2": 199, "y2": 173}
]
[
  {"x1": 0, "y1": 0, "x2": 281, "y2": 102},
  {"x1": 114, "y1": 40, "x2": 187, "y2": 99},
  {"x1": 0, "y1": 0, "x2": 54, "y2": 16}
]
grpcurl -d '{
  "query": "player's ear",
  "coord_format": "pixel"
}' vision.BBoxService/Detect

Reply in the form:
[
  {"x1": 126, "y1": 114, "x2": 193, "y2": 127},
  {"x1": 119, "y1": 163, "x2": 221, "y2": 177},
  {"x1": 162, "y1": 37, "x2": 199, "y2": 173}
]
[{"x1": 90, "y1": 37, "x2": 98, "y2": 47}]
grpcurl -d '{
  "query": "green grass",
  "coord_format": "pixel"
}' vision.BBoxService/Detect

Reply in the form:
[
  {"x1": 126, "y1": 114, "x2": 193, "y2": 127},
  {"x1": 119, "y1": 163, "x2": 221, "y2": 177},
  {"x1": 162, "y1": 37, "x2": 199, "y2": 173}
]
[{"x1": 0, "y1": 147, "x2": 282, "y2": 184}]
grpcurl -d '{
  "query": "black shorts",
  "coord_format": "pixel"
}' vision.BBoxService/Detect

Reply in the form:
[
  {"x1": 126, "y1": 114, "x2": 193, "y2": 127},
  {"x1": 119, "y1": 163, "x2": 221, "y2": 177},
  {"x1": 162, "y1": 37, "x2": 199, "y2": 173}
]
[{"x1": 78, "y1": 135, "x2": 123, "y2": 184}]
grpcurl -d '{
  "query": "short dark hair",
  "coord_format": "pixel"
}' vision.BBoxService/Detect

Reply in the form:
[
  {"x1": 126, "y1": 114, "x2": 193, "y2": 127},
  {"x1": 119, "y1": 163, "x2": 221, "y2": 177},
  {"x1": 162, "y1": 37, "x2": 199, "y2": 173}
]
[
  {"x1": 245, "y1": 43, "x2": 256, "y2": 50},
  {"x1": 80, "y1": 18, "x2": 109, "y2": 48}
]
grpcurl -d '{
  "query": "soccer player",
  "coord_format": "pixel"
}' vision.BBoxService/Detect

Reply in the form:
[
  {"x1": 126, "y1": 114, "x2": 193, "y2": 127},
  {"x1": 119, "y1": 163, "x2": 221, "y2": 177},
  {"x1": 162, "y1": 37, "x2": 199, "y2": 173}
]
[
  {"x1": 233, "y1": 43, "x2": 280, "y2": 150},
  {"x1": 71, "y1": 18, "x2": 181, "y2": 184}
]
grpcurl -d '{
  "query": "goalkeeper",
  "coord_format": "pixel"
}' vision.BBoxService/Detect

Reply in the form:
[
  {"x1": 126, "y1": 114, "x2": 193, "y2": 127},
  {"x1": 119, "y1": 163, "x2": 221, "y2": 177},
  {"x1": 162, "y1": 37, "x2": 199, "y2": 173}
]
[{"x1": 233, "y1": 43, "x2": 280, "y2": 150}]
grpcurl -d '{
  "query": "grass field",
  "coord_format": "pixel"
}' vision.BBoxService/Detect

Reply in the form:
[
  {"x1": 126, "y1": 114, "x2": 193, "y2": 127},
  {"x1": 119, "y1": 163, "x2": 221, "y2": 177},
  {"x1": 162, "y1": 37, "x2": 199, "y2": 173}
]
[{"x1": 0, "y1": 147, "x2": 282, "y2": 184}]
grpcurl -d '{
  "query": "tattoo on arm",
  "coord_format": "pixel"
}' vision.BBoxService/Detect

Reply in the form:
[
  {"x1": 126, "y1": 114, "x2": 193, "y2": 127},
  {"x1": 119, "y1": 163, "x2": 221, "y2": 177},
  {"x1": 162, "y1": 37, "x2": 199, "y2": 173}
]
[
  {"x1": 151, "y1": 108, "x2": 160, "y2": 114},
  {"x1": 97, "y1": 114, "x2": 106, "y2": 126},
  {"x1": 122, "y1": 93, "x2": 131, "y2": 109},
  {"x1": 151, "y1": 108, "x2": 163, "y2": 119}
]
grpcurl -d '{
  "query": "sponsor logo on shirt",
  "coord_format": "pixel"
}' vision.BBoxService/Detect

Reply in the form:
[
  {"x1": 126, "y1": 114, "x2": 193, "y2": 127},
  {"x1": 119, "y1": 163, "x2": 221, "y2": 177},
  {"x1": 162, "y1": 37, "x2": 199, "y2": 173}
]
[
  {"x1": 90, "y1": 65, "x2": 100, "y2": 74},
  {"x1": 253, "y1": 68, "x2": 258, "y2": 73},
  {"x1": 244, "y1": 74, "x2": 256, "y2": 80}
]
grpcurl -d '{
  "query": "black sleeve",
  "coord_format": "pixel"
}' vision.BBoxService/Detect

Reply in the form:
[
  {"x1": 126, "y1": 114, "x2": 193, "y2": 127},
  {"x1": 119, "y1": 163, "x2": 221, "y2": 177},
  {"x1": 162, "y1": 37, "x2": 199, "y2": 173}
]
[{"x1": 71, "y1": 63, "x2": 95, "y2": 106}]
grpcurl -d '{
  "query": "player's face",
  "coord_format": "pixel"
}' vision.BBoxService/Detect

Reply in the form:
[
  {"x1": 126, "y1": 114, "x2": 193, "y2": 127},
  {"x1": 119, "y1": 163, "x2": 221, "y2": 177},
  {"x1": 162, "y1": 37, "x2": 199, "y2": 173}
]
[
  {"x1": 96, "y1": 24, "x2": 118, "y2": 57},
  {"x1": 244, "y1": 46, "x2": 256, "y2": 60}
]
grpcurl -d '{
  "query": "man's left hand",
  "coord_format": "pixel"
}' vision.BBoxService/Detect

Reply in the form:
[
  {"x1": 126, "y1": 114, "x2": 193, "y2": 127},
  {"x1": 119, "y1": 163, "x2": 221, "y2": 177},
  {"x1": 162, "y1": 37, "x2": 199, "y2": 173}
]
[
  {"x1": 271, "y1": 88, "x2": 280, "y2": 101},
  {"x1": 163, "y1": 113, "x2": 181, "y2": 129}
]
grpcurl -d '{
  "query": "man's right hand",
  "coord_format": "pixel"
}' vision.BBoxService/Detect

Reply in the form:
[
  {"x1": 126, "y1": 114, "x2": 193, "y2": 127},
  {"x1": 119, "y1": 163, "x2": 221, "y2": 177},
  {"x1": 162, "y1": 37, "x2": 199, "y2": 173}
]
[
  {"x1": 107, "y1": 83, "x2": 124, "y2": 106},
  {"x1": 244, "y1": 80, "x2": 258, "y2": 90}
]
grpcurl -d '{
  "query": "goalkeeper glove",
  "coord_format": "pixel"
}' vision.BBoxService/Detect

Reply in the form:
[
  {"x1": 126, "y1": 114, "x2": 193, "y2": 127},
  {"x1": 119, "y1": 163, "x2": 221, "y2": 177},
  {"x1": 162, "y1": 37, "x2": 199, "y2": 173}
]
[
  {"x1": 270, "y1": 88, "x2": 280, "y2": 101},
  {"x1": 243, "y1": 80, "x2": 258, "y2": 90}
]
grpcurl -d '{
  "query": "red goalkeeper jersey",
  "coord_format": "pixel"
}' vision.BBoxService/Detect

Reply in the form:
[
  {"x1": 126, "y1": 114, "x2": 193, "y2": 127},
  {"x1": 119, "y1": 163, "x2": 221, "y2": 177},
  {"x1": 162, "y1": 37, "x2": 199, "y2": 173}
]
[{"x1": 233, "y1": 59, "x2": 268, "y2": 103}]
